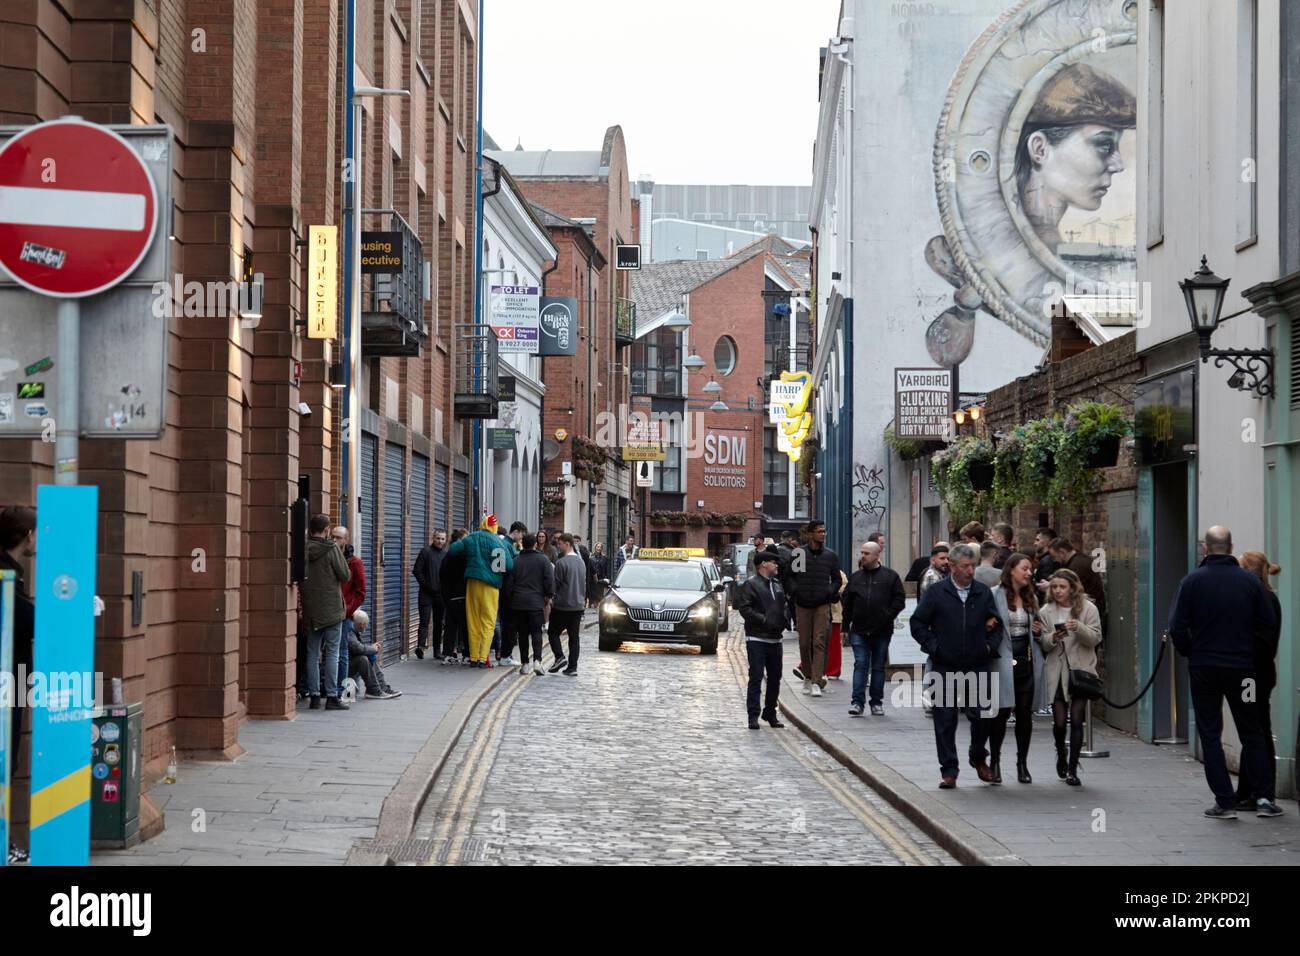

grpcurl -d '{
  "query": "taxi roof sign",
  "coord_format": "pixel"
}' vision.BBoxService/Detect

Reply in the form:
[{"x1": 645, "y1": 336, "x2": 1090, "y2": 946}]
[{"x1": 636, "y1": 548, "x2": 690, "y2": 560}]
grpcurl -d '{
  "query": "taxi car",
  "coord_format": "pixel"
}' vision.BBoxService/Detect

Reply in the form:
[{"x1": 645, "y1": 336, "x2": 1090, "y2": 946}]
[{"x1": 598, "y1": 548, "x2": 729, "y2": 655}]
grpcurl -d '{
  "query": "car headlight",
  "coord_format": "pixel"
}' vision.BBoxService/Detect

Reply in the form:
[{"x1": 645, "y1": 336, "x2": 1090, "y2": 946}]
[
  {"x1": 689, "y1": 601, "x2": 716, "y2": 620},
  {"x1": 601, "y1": 599, "x2": 627, "y2": 616}
]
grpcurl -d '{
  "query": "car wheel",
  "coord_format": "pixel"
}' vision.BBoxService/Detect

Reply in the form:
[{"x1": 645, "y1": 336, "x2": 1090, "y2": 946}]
[{"x1": 598, "y1": 633, "x2": 622, "y2": 652}]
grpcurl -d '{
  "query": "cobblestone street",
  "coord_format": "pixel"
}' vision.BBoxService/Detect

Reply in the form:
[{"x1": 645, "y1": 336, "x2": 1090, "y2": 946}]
[{"x1": 410, "y1": 623, "x2": 953, "y2": 865}]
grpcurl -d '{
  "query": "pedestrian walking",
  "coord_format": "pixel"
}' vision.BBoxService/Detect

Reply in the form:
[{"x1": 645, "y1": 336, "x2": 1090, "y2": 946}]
[
  {"x1": 958, "y1": 521, "x2": 986, "y2": 544},
  {"x1": 974, "y1": 540, "x2": 1003, "y2": 588},
  {"x1": 842, "y1": 540, "x2": 906, "y2": 718},
  {"x1": 494, "y1": 523, "x2": 526, "y2": 667},
  {"x1": 1167, "y1": 527, "x2": 1281, "y2": 818},
  {"x1": 776, "y1": 529, "x2": 800, "y2": 631},
  {"x1": 1, "y1": 504, "x2": 36, "y2": 864},
  {"x1": 919, "y1": 543, "x2": 950, "y2": 595},
  {"x1": 331, "y1": 526, "x2": 365, "y2": 692},
  {"x1": 1032, "y1": 528, "x2": 1058, "y2": 584},
  {"x1": 826, "y1": 570, "x2": 848, "y2": 680},
  {"x1": 536, "y1": 528, "x2": 558, "y2": 564},
  {"x1": 1048, "y1": 536, "x2": 1106, "y2": 629},
  {"x1": 591, "y1": 543, "x2": 609, "y2": 605},
  {"x1": 439, "y1": 528, "x2": 470, "y2": 663},
  {"x1": 989, "y1": 553, "x2": 1046, "y2": 784},
  {"x1": 1037, "y1": 567, "x2": 1101, "y2": 786},
  {"x1": 447, "y1": 515, "x2": 513, "y2": 668},
  {"x1": 508, "y1": 533, "x2": 554, "y2": 676},
  {"x1": 1234, "y1": 551, "x2": 1283, "y2": 809},
  {"x1": 736, "y1": 548, "x2": 788, "y2": 729},
  {"x1": 990, "y1": 523, "x2": 1015, "y2": 568},
  {"x1": 613, "y1": 532, "x2": 637, "y2": 579},
  {"x1": 549, "y1": 533, "x2": 587, "y2": 675},
  {"x1": 788, "y1": 520, "x2": 842, "y2": 698},
  {"x1": 574, "y1": 535, "x2": 596, "y2": 607},
  {"x1": 302, "y1": 514, "x2": 351, "y2": 710},
  {"x1": 909, "y1": 543, "x2": 1002, "y2": 789},
  {"x1": 412, "y1": 528, "x2": 447, "y2": 660}
]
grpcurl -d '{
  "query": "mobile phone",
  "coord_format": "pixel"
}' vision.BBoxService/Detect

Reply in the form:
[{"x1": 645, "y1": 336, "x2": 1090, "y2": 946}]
[{"x1": 1054, "y1": 622, "x2": 1067, "y2": 632}]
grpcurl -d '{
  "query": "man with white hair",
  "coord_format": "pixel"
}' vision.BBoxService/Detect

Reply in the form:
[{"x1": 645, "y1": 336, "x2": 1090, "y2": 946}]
[{"x1": 347, "y1": 609, "x2": 399, "y2": 700}]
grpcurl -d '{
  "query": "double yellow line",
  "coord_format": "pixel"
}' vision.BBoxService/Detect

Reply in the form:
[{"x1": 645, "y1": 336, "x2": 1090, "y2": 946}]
[{"x1": 723, "y1": 635, "x2": 937, "y2": 866}]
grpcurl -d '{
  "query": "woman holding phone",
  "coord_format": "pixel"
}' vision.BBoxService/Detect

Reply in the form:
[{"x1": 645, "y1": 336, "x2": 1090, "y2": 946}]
[
  {"x1": 989, "y1": 553, "x2": 1046, "y2": 784},
  {"x1": 1037, "y1": 568, "x2": 1102, "y2": 786}
]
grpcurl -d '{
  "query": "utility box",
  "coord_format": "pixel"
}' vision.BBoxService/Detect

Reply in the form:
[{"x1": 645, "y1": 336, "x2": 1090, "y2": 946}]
[{"x1": 90, "y1": 702, "x2": 142, "y2": 849}]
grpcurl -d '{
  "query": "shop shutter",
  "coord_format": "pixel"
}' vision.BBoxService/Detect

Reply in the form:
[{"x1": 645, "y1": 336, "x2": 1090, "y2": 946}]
[
  {"x1": 360, "y1": 433, "x2": 378, "y2": 623},
  {"x1": 382, "y1": 442, "x2": 406, "y2": 665},
  {"x1": 409, "y1": 453, "x2": 430, "y2": 647},
  {"x1": 453, "y1": 470, "x2": 469, "y2": 531}
]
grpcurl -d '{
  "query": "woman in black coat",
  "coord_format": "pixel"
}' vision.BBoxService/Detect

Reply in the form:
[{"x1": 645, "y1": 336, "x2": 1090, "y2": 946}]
[{"x1": 1235, "y1": 551, "x2": 1283, "y2": 806}]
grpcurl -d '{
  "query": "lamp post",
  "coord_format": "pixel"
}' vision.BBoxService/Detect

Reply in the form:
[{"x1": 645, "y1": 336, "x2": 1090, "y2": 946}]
[
  {"x1": 339, "y1": 3, "x2": 409, "y2": 534},
  {"x1": 1180, "y1": 255, "x2": 1275, "y2": 397}
]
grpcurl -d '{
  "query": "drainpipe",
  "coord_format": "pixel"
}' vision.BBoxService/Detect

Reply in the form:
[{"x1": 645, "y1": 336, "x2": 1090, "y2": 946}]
[{"x1": 471, "y1": 0, "x2": 485, "y2": 522}]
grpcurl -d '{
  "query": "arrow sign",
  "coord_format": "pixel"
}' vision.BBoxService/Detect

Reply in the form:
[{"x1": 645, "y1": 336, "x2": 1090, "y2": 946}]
[{"x1": 0, "y1": 118, "x2": 159, "y2": 298}]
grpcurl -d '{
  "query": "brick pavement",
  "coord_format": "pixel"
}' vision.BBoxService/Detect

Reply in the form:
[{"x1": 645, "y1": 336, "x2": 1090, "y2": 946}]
[{"x1": 780, "y1": 634, "x2": 1300, "y2": 865}]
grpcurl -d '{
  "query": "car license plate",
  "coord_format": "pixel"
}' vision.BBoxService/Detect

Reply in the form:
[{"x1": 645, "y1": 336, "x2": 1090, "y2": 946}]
[{"x1": 638, "y1": 621, "x2": 675, "y2": 633}]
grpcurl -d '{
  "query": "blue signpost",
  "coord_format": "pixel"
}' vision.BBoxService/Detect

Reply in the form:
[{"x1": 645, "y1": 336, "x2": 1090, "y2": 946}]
[
  {"x1": 0, "y1": 569, "x2": 13, "y2": 864},
  {"x1": 29, "y1": 484, "x2": 98, "y2": 866}
]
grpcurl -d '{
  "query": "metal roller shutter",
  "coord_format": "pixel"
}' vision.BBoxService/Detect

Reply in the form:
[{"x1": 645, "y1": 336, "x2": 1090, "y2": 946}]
[
  {"x1": 360, "y1": 434, "x2": 378, "y2": 623},
  {"x1": 382, "y1": 443, "x2": 406, "y2": 665},
  {"x1": 453, "y1": 470, "x2": 468, "y2": 531},
  {"x1": 409, "y1": 453, "x2": 430, "y2": 648},
  {"x1": 434, "y1": 462, "x2": 449, "y2": 531}
]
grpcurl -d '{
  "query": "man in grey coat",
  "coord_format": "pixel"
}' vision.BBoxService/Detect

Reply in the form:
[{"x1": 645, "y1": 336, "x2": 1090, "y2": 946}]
[
  {"x1": 301, "y1": 513, "x2": 351, "y2": 710},
  {"x1": 549, "y1": 533, "x2": 587, "y2": 676}
]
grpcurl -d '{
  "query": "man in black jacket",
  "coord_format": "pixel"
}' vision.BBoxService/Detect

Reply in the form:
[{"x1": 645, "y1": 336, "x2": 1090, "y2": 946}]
[
  {"x1": 776, "y1": 530, "x2": 800, "y2": 631},
  {"x1": 910, "y1": 543, "x2": 1002, "y2": 788},
  {"x1": 412, "y1": 528, "x2": 447, "y2": 659},
  {"x1": 842, "y1": 541, "x2": 906, "y2": 717},
  {"x1": 509, "y1": 533, "x2": 555, "y2": 676},
  {"x1": 735, "y1": 549, "x2": 788, "y2": 730},
  {"x1": 1167, "y1": 526, "x2": 1281, "y2": 819},
  {"x1": 788, "y1": 520, "x2": 842, "y2": 697},
  {"x1": 1049, "y1": 536, "x2": 1106, "y2": 626}
]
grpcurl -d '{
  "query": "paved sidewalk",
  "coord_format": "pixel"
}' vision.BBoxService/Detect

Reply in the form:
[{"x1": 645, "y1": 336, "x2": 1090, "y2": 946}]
[
  {"x1": 95, "y1": 657, "x2": 512, "y2": 866},
  {"x1": 780, "y1": 634, "x2": 1300, "y2": 865}
]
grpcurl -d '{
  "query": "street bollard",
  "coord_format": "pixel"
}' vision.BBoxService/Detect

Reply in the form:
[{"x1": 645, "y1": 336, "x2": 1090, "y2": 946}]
[{"x1": 1079, "y1": 699, "x2": 1109, "y2": 758}]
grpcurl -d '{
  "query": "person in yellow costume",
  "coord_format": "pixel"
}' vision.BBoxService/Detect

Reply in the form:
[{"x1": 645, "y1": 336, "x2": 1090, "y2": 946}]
[{"x1": 446, "y1": 513, "x2": 514, "y2": 667}]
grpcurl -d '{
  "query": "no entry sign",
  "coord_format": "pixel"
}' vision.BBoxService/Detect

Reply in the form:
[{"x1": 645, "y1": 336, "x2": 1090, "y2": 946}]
[{"x1": 0, "y1": 118, "x2": 159, "y2": 298}]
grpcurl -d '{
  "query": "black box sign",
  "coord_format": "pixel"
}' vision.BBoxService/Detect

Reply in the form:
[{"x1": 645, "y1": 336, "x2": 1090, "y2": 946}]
[{"x1": 361, "y1": 231, "x2": 404, "y2": 273}]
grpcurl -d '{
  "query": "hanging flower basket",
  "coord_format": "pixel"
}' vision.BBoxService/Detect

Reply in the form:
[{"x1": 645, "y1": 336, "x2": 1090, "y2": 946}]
[
  {"x1": 968, "y1": 463, "x2": 995, "y2": 491},
  {"x1": 1086, "y1": 435, "x2": 1121, "y2": 469}
]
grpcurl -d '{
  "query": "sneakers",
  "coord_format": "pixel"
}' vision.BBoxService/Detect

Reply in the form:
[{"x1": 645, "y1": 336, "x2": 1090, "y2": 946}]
[
  {"x1": 519, "y1": 663, "x2": 531, "y2": 675},
  {"x1": 548, "y1": 657, "x2": 568, "y2": 674},
  {"x1": 1256, "y1": 800, "x2": 1284, "y2": 818},
  {"x1": 325, "y1": 697, "x2": 349, "y2": 711},
  {"x1": 369, "y1": 689, "x2": 399, "y2": 700},
  {"x1": 415, "y1": 647, "x2": 424, "y2": 660},
  {"x1": 810, "y1": 683, "x2": 823, "y2": 698},
  {"x1": 801, "y1": 679, "x2": 812, "y2": 695},
  {"x1": 792, "y1": 666, "x2": 806, "y2": 681},
  {"x1": 500, "y1": 655, "x2": 519, "y2": 667},
  {"x1": 1204, "y1": 804, "x2": 1238, "y2": 820},
  {"x1": 563, "y1": 667, "x2": 578, "y2": 677},
  {"x1": 309, "y1": 696, "x2": 322, "y2": 710},
  {"x1": 848, "y1": 704, "x2": 864, "y2": 717},
  {"x1": 870, "y1": 704, "x2": 884, "y2": 716},
  {"x1": 533, "y1": 660, "x2": 546, "y2": 676}
]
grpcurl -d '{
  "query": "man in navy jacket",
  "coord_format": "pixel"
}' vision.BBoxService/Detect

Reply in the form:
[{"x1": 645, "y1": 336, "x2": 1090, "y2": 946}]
[
  {"x1": 1167, "y1": 526, "x2": 1281, "y2": 819},
  {"x1": 910, "y1": 543, "x2": 1002, "y2": 788}
]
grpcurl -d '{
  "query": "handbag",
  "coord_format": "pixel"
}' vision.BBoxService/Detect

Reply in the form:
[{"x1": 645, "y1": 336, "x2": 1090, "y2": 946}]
[{"x1": 1061, "y1": 633, "x2": 1103, "y2": 701}]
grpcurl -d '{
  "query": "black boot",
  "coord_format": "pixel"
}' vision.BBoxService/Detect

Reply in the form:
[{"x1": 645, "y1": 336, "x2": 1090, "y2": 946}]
[
  {"x1": 990, "y1": 756, "x2": 1003, "y2": 785},
  {"x1": 1016, "y1": 758, "x2": 1032, "y2": 784},
  {"x1": 1055, "y1": 743, "x2": 1068, "y2": 779},
  {"x1": 1065, "y1": 763, "x2": 1081, "y2": 786}
]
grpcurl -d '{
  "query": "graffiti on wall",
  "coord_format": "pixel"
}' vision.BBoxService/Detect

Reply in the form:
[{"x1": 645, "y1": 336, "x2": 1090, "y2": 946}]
[
  {"x1": 924, "y1": 0, "x2": 1139, "y2": 364},
  {"x1": 851, "y1": 464, "x2": 886, "y2": 534}
]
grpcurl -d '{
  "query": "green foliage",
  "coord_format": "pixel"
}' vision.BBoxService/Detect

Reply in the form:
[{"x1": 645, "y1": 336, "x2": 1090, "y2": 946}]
[
  {"x1": 930, "y1": 436, "x2": 994, "y2": 525},
  {"x1": 884, "y1": 424, "x2": 928, "y2": 461}
]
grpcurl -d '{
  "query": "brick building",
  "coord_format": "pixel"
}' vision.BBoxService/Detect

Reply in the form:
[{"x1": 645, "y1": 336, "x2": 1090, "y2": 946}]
[
  {"x1": 0, "y1": 0, "x2": 480, "y2": 842},
  {"x1": 630, "y1": 242, "x2": 808, "y2": 555},
  {"x1": 486, "y1": 129, "x2": 636, "y2": 556}
]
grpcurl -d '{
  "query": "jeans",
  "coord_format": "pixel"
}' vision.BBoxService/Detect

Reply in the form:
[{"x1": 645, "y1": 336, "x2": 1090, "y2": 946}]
[
  {"x1": 746, "y1": 639, "x2": 782, "y2": 720},
  {"x1": 850, "y1": 632, "x2": 889, "y2": 707},
  {"x1": 548, "y1": 608, "x2": 583, "y2": 669},
  {"x1": 988, "y1": 652, "x2": 1035, "y2": 761},
  {"x1": 337, "y1": 621, "x2": 351, "y2": 691},
  {"x1": 417, "y1": 590, "x2": 444, "y2": 651},
  {"x1": 349, "y1": 654, "x2": 383, "y2": 695},
  {"x1": 1190, "y1": 665, "x2": 1271, "y2": 807},
  {"x1": 929, "y1": 666, "x2": 987, "y2": 777},
  {"x1": 306, "y1": 622, "x2": 343, "y2": 698},
  {"x1": 512, "y1": 608, "x2": 545, "y2": 664}
]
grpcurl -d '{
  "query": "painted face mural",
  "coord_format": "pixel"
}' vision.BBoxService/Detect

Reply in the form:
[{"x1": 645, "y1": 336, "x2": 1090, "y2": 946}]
[{"x1": 925, "y1": 0, "x2": 1139, "y2": 363}]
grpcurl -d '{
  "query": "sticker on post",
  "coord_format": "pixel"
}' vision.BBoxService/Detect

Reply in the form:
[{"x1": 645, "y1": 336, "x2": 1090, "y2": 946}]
[
  {"x1": 17, "y1": 382, "x2": 44, "y2": 399},
  {"x1": 25, "y1": 357, "x2": 53, "y2": 376},
  {"x1": 19, "y1": 241, "x2": 67, "y2": 269},
  {"x1": 104, "y1": 744, "x2": 120, "y2": 766},
  {"x1": 0, "y1": 393, "x2": 12, "y2": 424},
  {"x1": 53, "y1": 574, "x2": 78, "y2": 600},
  {"x1": 101, "y1": 781, "x2": 119, "y2": 803},
  {"x1": 24, "y1": 402, "x2": 48, "y2": 417},
  {"x1": 92, "y1": 763, "x2": 109, "y2": 780},
  {"x1": 101, "y1": 722, "x2": 120, "y2": 743}
]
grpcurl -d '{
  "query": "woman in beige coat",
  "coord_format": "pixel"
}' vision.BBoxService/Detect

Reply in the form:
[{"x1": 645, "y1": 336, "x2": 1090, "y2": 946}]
[{"x1": 1036, "y1": 568, "x2": 1101, "y2": 787}]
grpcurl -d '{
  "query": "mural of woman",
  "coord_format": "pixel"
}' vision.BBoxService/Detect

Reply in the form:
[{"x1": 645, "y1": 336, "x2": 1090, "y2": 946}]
[{"x1": 1013, "y1": 62, "x2": 1137, "y2": 250}]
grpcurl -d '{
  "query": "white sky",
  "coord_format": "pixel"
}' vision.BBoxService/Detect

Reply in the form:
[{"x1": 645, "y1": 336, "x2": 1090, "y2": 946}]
[{"x1": 482, "y1": 0, "x2": 842, "y2": 186}]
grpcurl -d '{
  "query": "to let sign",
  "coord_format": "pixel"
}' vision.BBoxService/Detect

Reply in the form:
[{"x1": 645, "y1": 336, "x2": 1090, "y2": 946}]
[
  {"x1": 307, "y1": 225, "x2": 338, "y2": 339},
  {"x1": 0, "y1": 118, "x2": 159, "y2": 297},
  {"x1": 894, "y1": 367, "x2": 952, "y2": 441}
]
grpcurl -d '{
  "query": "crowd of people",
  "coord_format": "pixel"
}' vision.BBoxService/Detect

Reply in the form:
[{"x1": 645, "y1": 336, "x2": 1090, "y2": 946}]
[{"x1": 735, "y1": 516, "x2": 1286, "y2": 818}]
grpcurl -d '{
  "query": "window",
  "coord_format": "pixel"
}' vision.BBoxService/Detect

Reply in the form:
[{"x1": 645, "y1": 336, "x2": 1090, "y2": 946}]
[
  {"x1": 631, "y1": 326, "x2": 682, "y2": 396},
  {"x1": 1236, "y1": 0, "x2": 1258, "y2": 246},
  {"x1": 654, "y1": 445, "x2": 682, "y2": 493},
  {"x1": 714, "y1": 335, "x2": 737, "y2": 376},
  {"x1": 763, "y1": 427, "x2": 789, "y2": 517},
  {"x1": 650, "y1": 531, "x2": 685, "y2": 549}
]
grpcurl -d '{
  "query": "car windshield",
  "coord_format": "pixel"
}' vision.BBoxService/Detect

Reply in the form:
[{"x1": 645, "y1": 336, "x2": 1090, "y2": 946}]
[{"x1": 615, "y1": 563, "x2": 707, "y2": 591}]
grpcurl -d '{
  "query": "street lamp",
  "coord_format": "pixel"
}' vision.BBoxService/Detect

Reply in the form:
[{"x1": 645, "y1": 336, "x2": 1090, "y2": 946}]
[
  {"x1": 1180, "y1": 255, "x2": 1274, "y2": 397},
  {"x1": 662, "y1": 311, "x2": 691, "y2": 329},
  {"x1": 710, "y1": 400, "x2": 729, "y2": 412},
  {"x1": 701, "y1": 377, "x2": 722, "y2": 394},
  {"x1": 683, "y1": 348, "x2": 705, "y2": 370}
]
